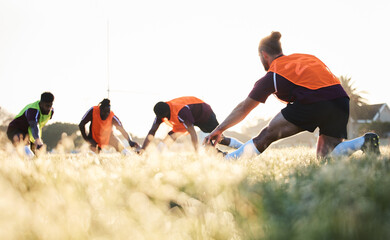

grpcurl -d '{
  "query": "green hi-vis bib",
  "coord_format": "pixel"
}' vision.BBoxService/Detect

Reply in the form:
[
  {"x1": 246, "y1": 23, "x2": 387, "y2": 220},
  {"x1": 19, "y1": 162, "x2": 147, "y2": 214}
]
[{"x1": 15, "y1": 101, "x2": 52, "y2": 143}]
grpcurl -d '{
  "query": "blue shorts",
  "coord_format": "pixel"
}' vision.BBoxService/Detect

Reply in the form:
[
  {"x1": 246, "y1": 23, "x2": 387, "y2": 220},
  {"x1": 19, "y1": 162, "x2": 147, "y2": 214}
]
[{"x1": 281, "y1": 97, "x2": 349, "y2": 139}]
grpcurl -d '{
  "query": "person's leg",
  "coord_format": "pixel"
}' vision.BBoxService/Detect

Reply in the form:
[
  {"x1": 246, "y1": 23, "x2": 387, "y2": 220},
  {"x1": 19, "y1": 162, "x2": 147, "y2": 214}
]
[
  {"x1": 316, "y1": 98, "x2": 379, "y2": 157},
  {"x1": 159, "y1": 131, "x2": 183, "y2": 150},
  {"x1": 219, "y1": 137, "x2": 243, "y2": 149},
  {"x1": 330, "y1": 132, "x2": 380, "y2": 157},
  {"x1": 253, "y1": 112, "x2": 304, "y2": 152},
  {"x1": 7, "y1": 129, "x2": 34, "y2": 157},
  {"x1": 317, "y1": 134, "x2": 343, "y2": 158},
  {"x1": 108, "y1": 132, "x2": 124, "y2": 152},
  {"x1": 226, "y1": 112, "x2": 304, "y2": 159},
  {"x1": 7, "y1": 129, "x2": 27, "y2": 146},
  {"x1": 197, "y1": 111, "x2": 243, "y2": 149}
]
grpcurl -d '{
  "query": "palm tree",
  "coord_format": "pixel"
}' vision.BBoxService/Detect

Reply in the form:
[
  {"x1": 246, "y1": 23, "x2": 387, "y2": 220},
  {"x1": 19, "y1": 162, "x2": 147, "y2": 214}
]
[{"x1": 339, "y1": 76, "x2": 368, "y2": 120}]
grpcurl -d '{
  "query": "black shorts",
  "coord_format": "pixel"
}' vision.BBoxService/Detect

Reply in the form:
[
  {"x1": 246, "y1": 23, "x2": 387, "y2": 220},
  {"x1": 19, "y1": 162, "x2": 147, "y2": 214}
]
[
  {"x1": 6, "y1": 128, "x2": 28, "y2": 142},
  {"x1": 281, "y1": 97, "x2": 349, "y2": 139},
  {"x1": 195, "y1": 112, "x2": 219, "y2": 133}
]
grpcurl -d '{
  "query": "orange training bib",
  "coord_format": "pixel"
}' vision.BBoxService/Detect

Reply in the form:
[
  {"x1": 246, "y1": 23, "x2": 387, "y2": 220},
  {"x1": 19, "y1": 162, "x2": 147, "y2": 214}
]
[{"x1": 268, "y1": 53, "x2": 340, "y2": 90}]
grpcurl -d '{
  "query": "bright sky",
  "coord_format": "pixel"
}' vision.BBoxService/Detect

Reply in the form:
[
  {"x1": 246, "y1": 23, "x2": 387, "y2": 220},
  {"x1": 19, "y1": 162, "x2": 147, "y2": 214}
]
[{"x1": 1, "y1": 0, "x2": 389, "y2": 137}]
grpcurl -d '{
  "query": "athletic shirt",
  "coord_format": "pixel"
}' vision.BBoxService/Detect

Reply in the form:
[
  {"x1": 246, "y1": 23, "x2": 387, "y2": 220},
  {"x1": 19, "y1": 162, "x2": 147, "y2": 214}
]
[
  {"x1": 249, "y1": 54, "x2": 348, "y2": 104},
  {"x1": 154, "y1": 102, "x2": 213, "y2": 131},
  {"x1": 7, "y1": 101, "x2": 54, "y2": 142},
  {"x1": 161, "y1": 96, "x2": 210, "y2": 133},
  {"x1": 80, "y1": 106, "x2": 122, "y2": 148},
  {"x1": 80, "y1": 107, "x2": 124, "y2": 129},
  {"x1": 177, "y1": 102, "x2": 213, "y2": 127}
]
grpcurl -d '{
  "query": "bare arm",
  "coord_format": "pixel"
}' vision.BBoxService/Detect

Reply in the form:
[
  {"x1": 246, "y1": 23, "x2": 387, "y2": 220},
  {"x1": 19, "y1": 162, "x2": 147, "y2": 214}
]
[
  {"x1": 204, "y1": 97, "x2": 260, "y2": 146},
  {"x1": 79, "y1": 109, "x2": 97, "y2": 147},
  {"x1": 115, "y1": 124, "x2": 140, "y2": 149},
  {"x1": 113, "y1": 116, "x2": 140, "y2": 148},
  {"x1": 78, "y1": 120, "x2": 88, "y2": 141},
  {"x1": 186, "y1": 124, "x2": 198, "y2": 151},
  {"x1": 141, "y1": 119, "x2": 161, "y2": 150},
  {"x1": 79, "y1": 108, "x2": 92, "y2": 141}
]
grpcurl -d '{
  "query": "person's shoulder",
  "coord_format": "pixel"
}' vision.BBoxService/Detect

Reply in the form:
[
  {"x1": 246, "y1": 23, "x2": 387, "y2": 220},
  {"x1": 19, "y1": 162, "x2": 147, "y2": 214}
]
[
  {"x1": 255, "y1": 72, "x2": 274, "y2": 84},
  {"x1": 87, "y1": 107, "x2": 95, "y2": 114},
  {"x1": 113, "y1": 114, "x2": 120, "y2": 121},
  {"x1": 112, "y1": 115, "x2": 122, "y2": 125},
  {"x1": 178, "y1": 105, "x2": 191, "y2": 114},
  {"x1": 26, "y1": 107, "x2": 39, "y2": 114},
  {"x1": 154, "y1": 117, "x2": 162, "y2": 124}
]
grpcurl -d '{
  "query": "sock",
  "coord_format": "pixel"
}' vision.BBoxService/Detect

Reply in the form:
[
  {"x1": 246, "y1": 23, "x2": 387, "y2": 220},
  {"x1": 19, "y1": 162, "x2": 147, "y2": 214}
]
[
  {"x1": 157, "y1": 142, "x2": 166, "y2": 151},
  {"x1": 24, "y1": 146, "x2": 35, "y2": 158},
  {"x1": 225, "y1": 139, "x2": 260, "y2": 160},
  {"x1": 121, "y1": 148, "x2": 131, "y2": 156},
  {"x1": 228, "y1": 138, "x2": 243, "y2": 149},
  {"x1": 331, "y1": 136, "x2": 365, "y2": 157}
]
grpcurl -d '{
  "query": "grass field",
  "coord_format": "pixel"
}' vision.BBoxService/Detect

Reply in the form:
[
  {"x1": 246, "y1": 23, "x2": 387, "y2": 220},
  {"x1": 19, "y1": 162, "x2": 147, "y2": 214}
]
[{"x1": 0, "y1": 141, "x2": 390, "y2": 240}]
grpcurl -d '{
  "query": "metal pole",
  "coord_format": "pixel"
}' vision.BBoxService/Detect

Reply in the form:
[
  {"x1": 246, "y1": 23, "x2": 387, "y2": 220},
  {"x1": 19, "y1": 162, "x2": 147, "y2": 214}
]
[{"x1": 107, "y1": 19, "x2": 110, "y2": 99}]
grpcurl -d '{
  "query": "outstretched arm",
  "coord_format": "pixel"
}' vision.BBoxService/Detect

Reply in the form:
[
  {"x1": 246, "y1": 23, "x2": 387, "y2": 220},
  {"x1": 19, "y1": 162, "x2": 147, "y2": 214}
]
[
  {"x1": 116, "y1": 124, "x2": 140, "y2": 149},
  {"x1": 204, "y1": 97, "x2": 260, "y2": 146},
  {"x1": 141, "y1": 118, "x2": 161, "y2": 150},
  {"x1": 186, "y1": 124, "x2": 198, "y2": 151},
  {"x1": 113, "y1": 116, "x2": 140, "y2": 149}
]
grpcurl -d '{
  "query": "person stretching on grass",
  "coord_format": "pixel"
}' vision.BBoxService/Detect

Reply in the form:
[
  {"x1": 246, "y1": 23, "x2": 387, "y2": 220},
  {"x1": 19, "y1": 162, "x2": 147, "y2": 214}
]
[
  {"x1": 204, "y1": 31, "x2": 380, "y2": 159},
  {"x1": 79, "y1": 98, "x2": 140, "y2": 153},
  {"x1": 141, "y1": 96, "x2": 243, "y2": 152},
  {"x1": 7, "y1": 92, "x2": 54, "y2": 156}
]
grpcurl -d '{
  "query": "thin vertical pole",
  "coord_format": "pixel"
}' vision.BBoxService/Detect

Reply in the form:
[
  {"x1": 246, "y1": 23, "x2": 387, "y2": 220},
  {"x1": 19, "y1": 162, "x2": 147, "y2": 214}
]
[{"x1": 107, "y1": 19, "x2": 110, "y2": 98}]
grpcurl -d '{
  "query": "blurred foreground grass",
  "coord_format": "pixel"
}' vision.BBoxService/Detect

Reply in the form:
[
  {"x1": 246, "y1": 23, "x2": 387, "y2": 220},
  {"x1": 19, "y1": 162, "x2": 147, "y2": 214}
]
[{"x1": 0, "y1": 145, "x2": 390, "y2": 239}]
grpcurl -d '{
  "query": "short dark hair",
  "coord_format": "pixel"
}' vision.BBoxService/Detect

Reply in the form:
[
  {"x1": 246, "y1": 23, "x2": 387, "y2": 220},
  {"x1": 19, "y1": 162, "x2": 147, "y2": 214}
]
[
  {"x1": 259, "y1": 31, "x2": 283, "y2": 55},
  {"x1": 40, "y1": 92, "x2": 54, "y2": 103},
  {"x1": 99, "y1": 98, "x2": 111, "y2": 109},
  {"x1": 153, "y1": 102, "x2": 170, "y2": 119}
]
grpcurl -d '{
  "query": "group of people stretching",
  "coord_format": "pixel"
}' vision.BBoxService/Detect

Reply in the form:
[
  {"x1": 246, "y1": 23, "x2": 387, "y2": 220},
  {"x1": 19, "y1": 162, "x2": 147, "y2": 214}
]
[{"x1": 6, "y1": 32, "x2": 380, "y2": 159}]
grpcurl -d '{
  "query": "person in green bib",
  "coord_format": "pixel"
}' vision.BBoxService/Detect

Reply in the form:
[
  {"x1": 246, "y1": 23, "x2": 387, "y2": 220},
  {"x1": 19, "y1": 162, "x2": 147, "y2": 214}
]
[{"x1": 7, "y1": 92, "x2": 54, "y2": 154}]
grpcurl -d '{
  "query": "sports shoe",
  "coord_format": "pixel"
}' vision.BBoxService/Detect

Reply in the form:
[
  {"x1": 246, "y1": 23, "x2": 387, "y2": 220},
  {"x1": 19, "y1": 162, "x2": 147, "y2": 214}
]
[{"x1": 361, "y1": 132, "x2": 380, "y2": 155}]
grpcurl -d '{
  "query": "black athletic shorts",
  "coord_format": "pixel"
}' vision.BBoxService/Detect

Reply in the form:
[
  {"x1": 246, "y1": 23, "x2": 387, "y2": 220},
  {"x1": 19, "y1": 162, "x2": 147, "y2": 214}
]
[
  {"x1": 6, "y1": 128, "x2": 28, "y2": 142},
  {"x1": 281, "y1": 97, "x2": 349, "y2": 139},
  {"x1": 195, "y1": 112, "x2": 219, "y2": 133}
]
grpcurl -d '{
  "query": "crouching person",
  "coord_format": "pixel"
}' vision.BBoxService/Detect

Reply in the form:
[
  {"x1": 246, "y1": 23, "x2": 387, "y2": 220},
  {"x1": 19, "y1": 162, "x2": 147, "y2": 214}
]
[
  {"x1": 79, "y1": 98, "x2": 140, "y2": 154},
  {"x1": 7, "y1": 92, "x2": 54, "y2": 157}
]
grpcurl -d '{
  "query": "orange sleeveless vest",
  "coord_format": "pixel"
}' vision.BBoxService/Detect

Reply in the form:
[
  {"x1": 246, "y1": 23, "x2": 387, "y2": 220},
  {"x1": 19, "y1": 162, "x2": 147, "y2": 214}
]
[
  {"x1": 268, "y1": 54, "x2": 340, "y2": 90},
  {"x1": 163, "y1": 96, "x2": 204, "y2": 133},
  {"x1": 91, "y1": 106, "x2": 115, "y2": 148}
]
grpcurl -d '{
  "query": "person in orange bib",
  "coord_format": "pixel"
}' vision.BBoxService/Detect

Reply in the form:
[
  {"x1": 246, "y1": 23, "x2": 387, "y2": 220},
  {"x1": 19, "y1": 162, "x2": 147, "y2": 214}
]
[
  {"x1": 141, "y1": 96, "x2": 243, "y2": 152},
  {"x1": 79, "y1": 98, "x2": 140, "y2": 153},
  {"x1": 205, "y1": 31, "x2": 380, "y2": 159}
]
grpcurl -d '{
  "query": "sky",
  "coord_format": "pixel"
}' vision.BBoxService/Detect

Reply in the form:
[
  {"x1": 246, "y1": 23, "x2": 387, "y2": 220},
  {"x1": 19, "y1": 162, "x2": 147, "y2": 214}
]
[{"x1": 1, "y1": 0, "x2": 390, "y2": 138}]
